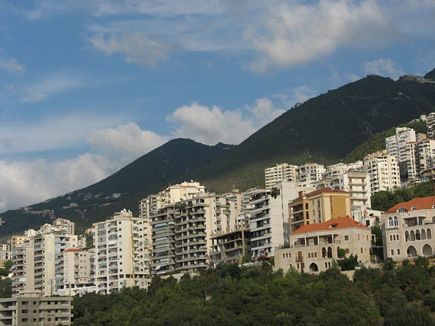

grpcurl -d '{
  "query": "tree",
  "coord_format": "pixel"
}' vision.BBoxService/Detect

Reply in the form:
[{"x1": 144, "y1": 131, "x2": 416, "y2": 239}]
[{"x1": 337, "y1": 254, "x2": 359, "y2": 271}]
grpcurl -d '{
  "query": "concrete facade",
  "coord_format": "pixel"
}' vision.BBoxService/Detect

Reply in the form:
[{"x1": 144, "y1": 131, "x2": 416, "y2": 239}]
[
  {"x1": 382, "y1": 197, "x2": 435, "y2": 262},
  {"x1": 275, "y1": 217, "x2": 371, "y2": 274}
]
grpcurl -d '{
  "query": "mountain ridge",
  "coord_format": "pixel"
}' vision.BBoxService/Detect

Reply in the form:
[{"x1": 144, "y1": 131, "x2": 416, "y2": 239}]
[{"x1": 1, "y1": 69, "x2": 435, "y2": 237}]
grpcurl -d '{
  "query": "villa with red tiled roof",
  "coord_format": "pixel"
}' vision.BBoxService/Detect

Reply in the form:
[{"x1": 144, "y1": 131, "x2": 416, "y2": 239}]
[
  {"x1": 275, "y1": 216, "x2": 372, "y2": 274},
  {"x1": 382, "y1": 196, "x2": 435, "y2": 262}
]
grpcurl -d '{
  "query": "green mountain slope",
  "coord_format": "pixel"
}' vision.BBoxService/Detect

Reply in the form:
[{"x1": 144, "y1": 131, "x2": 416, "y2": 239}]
[{"x1": 1, "y1": 70, "x2": 435, "y2": 236}]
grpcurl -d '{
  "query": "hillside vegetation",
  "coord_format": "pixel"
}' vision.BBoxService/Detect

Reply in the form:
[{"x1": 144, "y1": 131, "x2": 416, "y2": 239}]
[
  {"x1": 371, "y1": 181, "x2": 435, "y2": 212},
  {"x1": 345, "y1": 120, "x2": 427, "y2": 162},
  {"x1": 72, "y1": 261, "x2": 435, "y2": 325}
]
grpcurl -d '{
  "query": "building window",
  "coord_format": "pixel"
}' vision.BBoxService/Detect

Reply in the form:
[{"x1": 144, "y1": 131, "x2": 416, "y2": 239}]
[
  {"x1": 345, "y1": 236, "x2": 349, "y2": 241},
  {"x1": 391, "y1": 249, "x2": 394, "y2": 256},
  {"x1": 397, "y1": 249, "x2": 400, "y2": 255}
]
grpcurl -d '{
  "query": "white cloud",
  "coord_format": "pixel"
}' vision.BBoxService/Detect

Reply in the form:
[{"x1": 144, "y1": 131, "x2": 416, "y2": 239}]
[
  {"x1": 167, "y1": 98, "x2": 285, "y2": 145},
  {"x1": 90, "y1": 33, "x2": 171, "y2": 66},
  {"x1": 364, "y1": 58, "x2": 403, "y2": 79},
  {"x1": 0, "y1": 121, "x2": 167, "y2": 211},
  {"x1": 0, "y1": 154, "x2": 112, "y2": 212},
  {"x1": 0, "y1": 56, "x2": 24, "y2": 73},
  {"x1": 248, "y1": 97, "x2": 285, "y2": 127},
  {"x1": 246, "y1": 0, "x2": 397, "y2": 72},
  {"x1": 20, "y1": 74, "x2": 86, "y2": 102},
  {"x1": 88, "y1": 122, "x2": 166, "y2": 160},
  {"x1": 168, "y1": 102, "x2": 255, "y2": 145}
]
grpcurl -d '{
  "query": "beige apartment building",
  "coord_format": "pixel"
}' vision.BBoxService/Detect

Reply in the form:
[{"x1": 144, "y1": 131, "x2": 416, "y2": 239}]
[
  {"x1": 58, "y1": 248, "x2": 94, "y2": 296},
  {"x1": 289, "y1": 188, "x2": 351, "y2": 232},
  {"x1": 275, "y1": 217, "x2": 371, "y2": 274},
  {"x1": 0, "y1": 293, "x2": 72, "y2": 326},
  {"x1": 382, "y1": 196, "x2": 435, "y2": 262},
  {"x1": 296, "y1": 163, "x2": 325, "y2": 186},
  {"x1": 11, "y1": 219, "x2": 77, "y2": 297},
  {"x1": 93, "y1": 210, "x2": 149, "y2": 294},
  {"x1": 264, "y1": 163, "x2": 298, "y2": 190},
  {"x1": 139, "y1": 181, "x2": 207, "y2": 257}
]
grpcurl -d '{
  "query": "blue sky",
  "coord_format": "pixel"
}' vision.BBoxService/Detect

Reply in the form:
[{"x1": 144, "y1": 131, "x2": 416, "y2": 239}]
[{"x1": 0, "y1": 0, "x2": 434, "y2": 211}]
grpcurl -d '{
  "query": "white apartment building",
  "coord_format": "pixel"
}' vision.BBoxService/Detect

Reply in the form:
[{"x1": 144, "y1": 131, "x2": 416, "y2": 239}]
[
  {"x1": 11, "y1": 241, "x2": 34, "y2": 296},
  {"x1": 416, "y1": 139, "x2": 435, "y2": 177},
  {"x1": 93, "y1": 210, "x2": 149, "y2": 294},
  {"x1": 323, "y1": 161, "x2": 363, "y2": 178},
  {"x1": 386, "y1": 127, "x2": 418, "y2": 182},
  {"x1": 0, "y1": 245, "x2": 10, "y2": 261},
  {"x1": 317, "y1": 171, "x2": 371, "y2": 222},
  {"x1": 382, "y1": 196, "x2": 434, "y2": 261},
  {"x1": 10, "y1": 219, "x2": 78, "y2": 297},
  {"x1": 248, "y1": 181, "x2": 303, "y2": 259},
  {"x1": 275, "y1": 217, "x2": 372, "y2": 274},
  {"x1": 296, "y1": 163, "x2": 325, "y2": 185},
  {"x1": 427, "y1": 112, "x2": 435, "y2": 140},
  {"x1": 364, "y1": 150, "x2": 400, "y2": 193},
  {"x1": 265, "y1": 163, "x2": 298, "y2": 189},
  {"x1": 58, "y1": 248, "x2": 94, "y2": 296},
  {"x1": 34, "y1": 231, "x2": 78, "y2": 296}
]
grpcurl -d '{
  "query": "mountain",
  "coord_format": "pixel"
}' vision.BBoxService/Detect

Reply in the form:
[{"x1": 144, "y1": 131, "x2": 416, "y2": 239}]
[{"x1": 1, "y1": 70, "x2": 435, "y2": 237}]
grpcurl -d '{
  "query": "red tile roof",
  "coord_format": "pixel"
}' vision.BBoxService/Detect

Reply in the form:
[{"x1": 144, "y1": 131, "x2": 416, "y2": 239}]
[
  {"x1": 306, "y1": 187, "x2": 348, "y2": 197},
  {"x1": 64, "y1": 248, "x2": 81, "y2": 253},
  {"x1": 386, "y1": 196, "x2": 435, "y2": 213},
  {"x1": 292, "y1": 216, "x2": 368, "y2": 234}
]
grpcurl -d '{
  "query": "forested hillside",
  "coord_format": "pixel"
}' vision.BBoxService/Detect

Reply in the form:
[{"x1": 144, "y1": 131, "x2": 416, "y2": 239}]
[{"x1": 73, "y1": 261, "x2": 435, "y2": 325}]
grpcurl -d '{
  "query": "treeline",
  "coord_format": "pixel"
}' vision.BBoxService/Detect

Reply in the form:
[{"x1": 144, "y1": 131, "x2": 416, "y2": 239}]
[
  {"x1": 371, "y1": 181, "x2": 434, "y2": 211},
  {"x1": 73, "y1": 260, "x2": 434, "y2": 325}
]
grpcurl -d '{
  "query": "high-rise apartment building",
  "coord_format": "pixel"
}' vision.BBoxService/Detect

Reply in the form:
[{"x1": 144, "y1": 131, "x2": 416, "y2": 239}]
[
  {"x1": 323, "y1": 161, "x2": 363, "y2": 178},
  {"x1": 296, "y1": 163, "x2": 325, "y2": 185},
  {"x1": 386, "y1": 127, "x2": 418, "y2": 182},
  {"x1": 416, "y1": 139, "x2": 435, "y2": 177},
  {"x1": 139, "y1": 181, "x2": 207, "y2": 256},
  {"x1": 264, "y1": 163, "x2": 298, "y2": 189},
  {"x1": 363, "y1": 150, "x2": 400, "y2": 193},
  {"x1": 11, "y1": 219, "x2": 77, "y2": 297},
  {"x1": 248, "y1": 181, "x2": 304, "y2": 259},
  {"x1": 59, "y1": 248, "x2": 94, "y2": 296},
  {"x1": 427, "y1": 112, "x2": 435, "y2": 140},
  {"x1": 93, "y1": 210, "x2": 149, "y2": 294}
]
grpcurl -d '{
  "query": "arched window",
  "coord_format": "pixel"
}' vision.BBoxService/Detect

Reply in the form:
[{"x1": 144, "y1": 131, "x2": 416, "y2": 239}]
[
  {"x1": 416, "y1": 230, "x2": 421, "y2": 241},
  {"x1": 388, "y1": 217, "x2": 393, "y2": 227},
  {"x1": 421, "y1": 229, "x2": 426, "y2": 240},
  {"x1": 394, "y1": 216, "x2": 398, "y2": 227},
  {"x1": 405, "y1": 231, "x2": 409, "y2": 242},
  {"x1": 309, "y1": 263, "x2": 319, "y2": 272},
  {"x1": 327, "y1": 247, "x2": 333, "y2": 258},
  {"x1": 427, "y1": 228, "x2": 432, "y2": 240},
  {"x1": 322, "y1": 247, "x2": 326, "y2": 258},
  {"x1": 410, "y1": 230, "x2": 415, "y2": 241},
  {"x1": 422, "y1": 244, "x2": 433, "y2": 257},
  {"x1": 391, "y1": 249, "x2": 394, "y2": 256},
  {"x1": 407, "y1": 246, "x2": 417, "y2": 257}
]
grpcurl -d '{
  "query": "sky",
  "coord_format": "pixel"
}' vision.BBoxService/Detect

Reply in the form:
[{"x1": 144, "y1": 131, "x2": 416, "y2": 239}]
[{"x1": 0, "y1": 0, "x2": 435, "y2": 212}]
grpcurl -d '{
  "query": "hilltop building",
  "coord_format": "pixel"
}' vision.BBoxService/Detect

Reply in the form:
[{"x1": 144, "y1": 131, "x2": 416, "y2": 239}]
[
  {"x1": 275, "y1": 217, "x2": 371, "y2": 274},
  {"x1": 382, "y1": 196, "x2": 434, "y2": 262},
  {"x1": 264, "y1": 163, "x2": 297, "y2": 190},
  {"x1": 363, "y1": 150, "x2": 400, "y2": 193}
]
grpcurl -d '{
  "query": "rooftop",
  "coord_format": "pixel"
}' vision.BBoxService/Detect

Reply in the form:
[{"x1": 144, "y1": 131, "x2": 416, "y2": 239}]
[
  {"x1": 292, "y1": 216, "x2": 368, "y2": 234},
  {"x1": 306, "y1": 187, "x2": 348, "y2": 197},
  {"x1": 386, "y1": 196, "x2": 435, "y2": 213}
]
